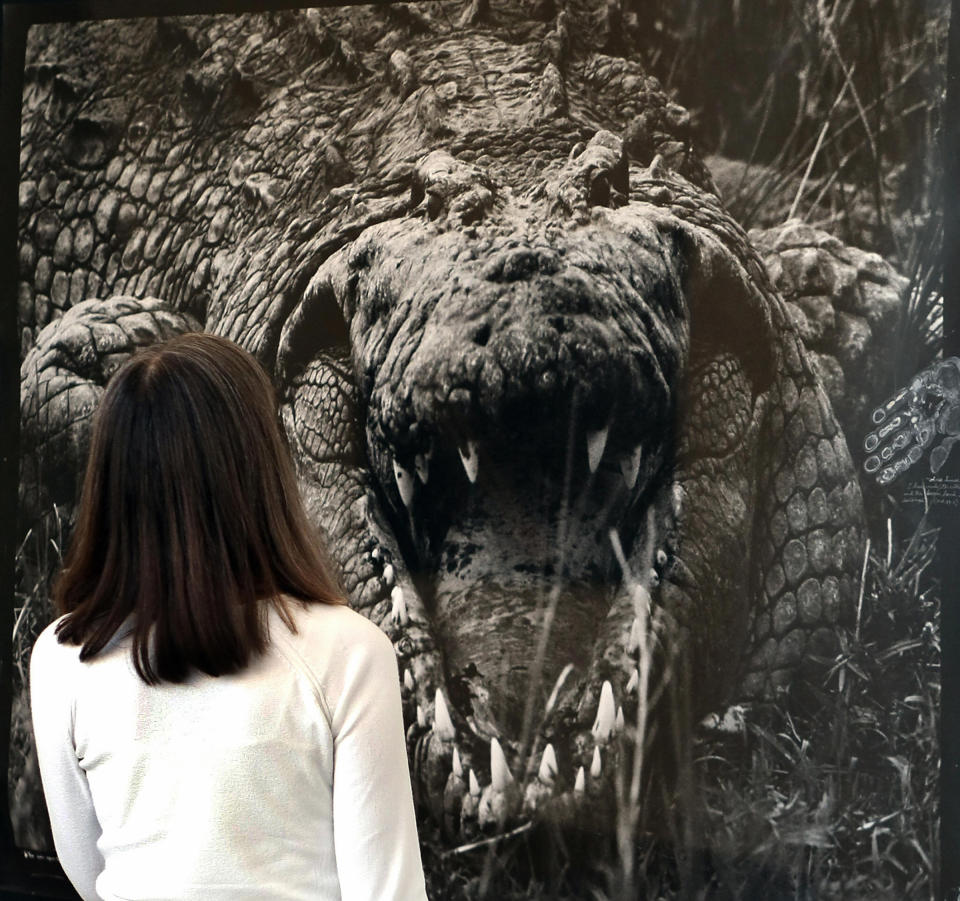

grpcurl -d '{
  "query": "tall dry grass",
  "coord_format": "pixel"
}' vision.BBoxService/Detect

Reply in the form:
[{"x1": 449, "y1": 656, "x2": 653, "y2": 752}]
[
  {"x1": 644, "y1": 0, "x2": 946, "y2": 258},
  {"x1": 421, "y1": 514, "x2": 939, "y2": 900}
]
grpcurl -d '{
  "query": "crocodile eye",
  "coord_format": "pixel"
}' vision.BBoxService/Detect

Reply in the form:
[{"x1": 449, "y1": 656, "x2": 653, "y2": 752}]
[
  {"x1": 276, "y1": 277, "x2": 352, "y2": 388},
  {"x1": 127, "y1": 120, "x2": 149, "y2": 144},
  {"x1": 673, "y1": 226, "x2": 775, "y2": 403}
]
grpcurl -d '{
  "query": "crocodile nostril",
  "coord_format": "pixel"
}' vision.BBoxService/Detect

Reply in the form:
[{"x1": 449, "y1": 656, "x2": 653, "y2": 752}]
[
  {"x1": 472, "y1": 323, "x2": 492, "y2": 347},
  {"x1": 549, "y1": 315, "x2": 569, "y2": 335},
  {"x1": 588, "y1": 173, "x2": 610, "y2": 207}
]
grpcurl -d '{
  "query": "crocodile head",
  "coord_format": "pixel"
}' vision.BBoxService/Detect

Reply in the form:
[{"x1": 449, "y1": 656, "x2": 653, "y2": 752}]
[
  {"x1": 17, "y1": 3, "x2": 864, "y2": 842},
  {"x1": 271, "y1": 137, "x2": 865, "y2": 833}
]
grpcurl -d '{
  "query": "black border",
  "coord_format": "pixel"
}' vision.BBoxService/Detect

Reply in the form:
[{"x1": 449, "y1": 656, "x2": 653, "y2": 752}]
[{"x1": 0, "y1": 0, "x2": 955, "y2": 897}]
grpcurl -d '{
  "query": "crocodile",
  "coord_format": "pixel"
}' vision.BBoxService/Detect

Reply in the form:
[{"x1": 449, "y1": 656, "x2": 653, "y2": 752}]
[{"x1": 11, "y1": 3, "x2": 909, "y2": 850}]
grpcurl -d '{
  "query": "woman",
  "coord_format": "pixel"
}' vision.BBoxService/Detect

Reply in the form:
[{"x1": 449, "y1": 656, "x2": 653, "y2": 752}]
[{"x1": 30, "y1": 333, "x2": 427, "y2": 901}]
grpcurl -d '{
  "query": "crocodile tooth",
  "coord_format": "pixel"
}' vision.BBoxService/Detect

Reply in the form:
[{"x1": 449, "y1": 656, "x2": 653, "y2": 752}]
[
  {"x1": 393, "y1": 459, "x2": 415, "y2": 507},
  {"x1": 590, "y1": 746, "x2": 602, "y2": 779},
  {"x1": 434, "y1": 688, "x2": 456, "y2": 741},
  {"x1": 538, "y1": 743, "x2": 558, "y2": 783},
  {"x1": 616, "y1": 706, "x2": 625, "y2": 732},
  {"x1": 371, "y1": 546, "x2": 381, "y2": 561},
  {"x1": 626, "y1": 668, "x2": 639, "y2": 694},
  {"x1": 414, "y1": 452, "x2": 429, "y2": 484},
  {"x1": 619, "y1": 444, "x2": 642, "y2": 489},
  {"x1": 586, "y1": 425, "x2": 609, "y2": 473},
  {"x1": 390, "y1": 585, "x2": 408, "y2": 625},
  {"x1": 591, "y1": 680, "x2": 616, "y2": 742},
  {"x1": 655, "y1": 549, "x2": 668, "y2": 567},
  {"x1": 649, "y1": 568, "x2": 660, "y2": 586},
  {"x1": 461, "y1": 776, "x2": 480, "y2": 825},
  {"x1": 452, "y1": 745, "x2": 463, "y2": 779},
  {"x1": 468, "y1": 769, "x2": 481, "y2": 797},
  {"x1": 671, "y1": 482, "x2": 684, "y2": 517},
  {"x1": 490, "y1": 737, "x2": 514, "y2": 791},
  {"x1": 383, "y1": 563, "x2": 395, "y2": 587},
  {"x1": 574, "y1": 766, "x2": 585, "y2": 793},
  {"x1": 628, "y1": 616, "x2": 642, "y2": 651},
  {"x1": 416, "y1": 705, "x2": 426, "y2": 728},
  {"x1": 458, "y1": 441, "x2": 479, "y2": 483},
  {"x1": 403, "y1": 669, "x2": 415, "y2": 692}
]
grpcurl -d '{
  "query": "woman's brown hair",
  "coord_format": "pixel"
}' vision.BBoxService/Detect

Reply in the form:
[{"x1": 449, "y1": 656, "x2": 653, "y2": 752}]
[{"x1": 53, "y1": 332, "x2": 344, "y2": 684}]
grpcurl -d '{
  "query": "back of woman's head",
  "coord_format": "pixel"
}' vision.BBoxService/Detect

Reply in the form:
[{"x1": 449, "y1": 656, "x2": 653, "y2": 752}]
[{"x1": 53, "y1": 332, "x2": 344, "y2": 684}]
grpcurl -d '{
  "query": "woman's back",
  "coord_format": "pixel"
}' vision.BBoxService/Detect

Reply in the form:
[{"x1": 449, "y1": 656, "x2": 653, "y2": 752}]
[
  {"x1": 31, "y1": 600, "x2": 424, "y2": 901},
  {"x1": 30, "y1": 334, "x2": 426, "y2": 899}
]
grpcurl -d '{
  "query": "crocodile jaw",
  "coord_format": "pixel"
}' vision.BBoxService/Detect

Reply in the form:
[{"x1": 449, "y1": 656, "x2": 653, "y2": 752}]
[{"x1": 275, "y1": 194, "x2": 701, "y2": 831}]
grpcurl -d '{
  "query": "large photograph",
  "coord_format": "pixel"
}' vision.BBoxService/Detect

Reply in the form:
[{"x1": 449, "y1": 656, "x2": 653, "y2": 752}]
[{"x1": 5, "y1": 1, "x2": 948, "y2": 897}]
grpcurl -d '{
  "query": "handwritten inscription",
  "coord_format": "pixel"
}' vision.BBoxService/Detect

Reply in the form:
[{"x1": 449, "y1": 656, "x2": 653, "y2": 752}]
[{"x1": 902, "y1": 477, "x2": 960, "y2": 508}]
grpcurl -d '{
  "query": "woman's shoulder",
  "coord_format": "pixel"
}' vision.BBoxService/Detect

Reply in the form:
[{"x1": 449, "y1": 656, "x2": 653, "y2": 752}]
[
  {"x1": 287, "y1": 600, "x2": 393, "y2": 656},
  {"x1": 29, "y1": 616, "x2": 87, "y2": 695},
  {"x1": 31, "y1": 615, "x2": 77, "y2": 666},
  {"x1": 280, "y1": 601, "x2": 400, "y2": 728},
  {"x1": 33, "y1": 612, "x2": 133, "y2": 660},
  {"x1": 277, "y1": 601, "x2": 397, "y2": 692}
]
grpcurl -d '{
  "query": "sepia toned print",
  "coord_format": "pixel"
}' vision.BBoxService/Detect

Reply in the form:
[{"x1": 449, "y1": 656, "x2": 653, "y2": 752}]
[{"x1": 8, "y1": 2, "x2": 946, "y2": 897}]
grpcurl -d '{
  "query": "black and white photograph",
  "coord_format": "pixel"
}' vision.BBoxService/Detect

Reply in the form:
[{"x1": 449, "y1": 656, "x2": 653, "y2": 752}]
[{"x1": 2, "y1": 0, "x2": 951, "y2": 897}]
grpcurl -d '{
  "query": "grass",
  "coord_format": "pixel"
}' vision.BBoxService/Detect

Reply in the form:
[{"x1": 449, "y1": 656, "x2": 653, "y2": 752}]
[
  {"x1": 419, "y1": 512, "x2": 940, "y2": 900},
  {"x1": 643, "y1": 0, "x2": 947, "y2": 267},
  {"x1": 8, "y1": 504, "x2": 63, "y2": 852},
  {"x1": 690, "y1": 517, "x2": 940, "y2": 900}
]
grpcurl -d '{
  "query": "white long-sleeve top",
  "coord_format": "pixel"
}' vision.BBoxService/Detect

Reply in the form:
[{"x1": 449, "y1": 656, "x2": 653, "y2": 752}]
[{"x1": 29, "y1": 600, "x2": 428, "y2": 901}]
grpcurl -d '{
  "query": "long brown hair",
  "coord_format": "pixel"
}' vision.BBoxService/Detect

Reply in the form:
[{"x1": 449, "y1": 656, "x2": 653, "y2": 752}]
[{"x1": 53, "y1": 332, "x2": 344, "y2": 684}]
